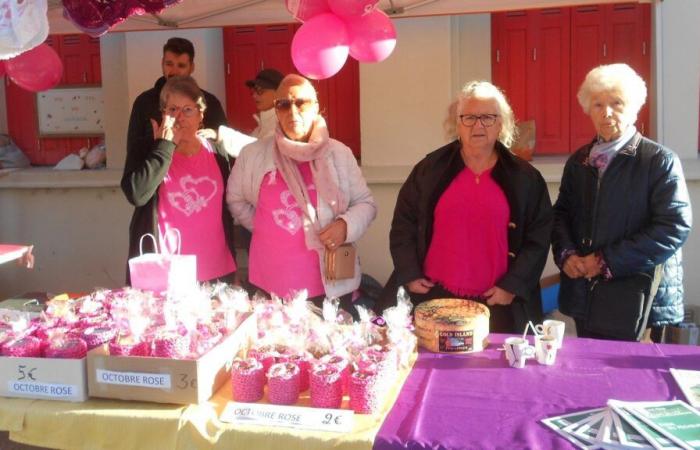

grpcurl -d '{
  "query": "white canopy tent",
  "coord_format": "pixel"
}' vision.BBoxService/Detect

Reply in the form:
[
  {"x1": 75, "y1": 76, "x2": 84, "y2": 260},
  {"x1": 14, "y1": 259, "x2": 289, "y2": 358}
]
[{"x1": 46, "y1": 0, "x2": 633, "y2": 34}]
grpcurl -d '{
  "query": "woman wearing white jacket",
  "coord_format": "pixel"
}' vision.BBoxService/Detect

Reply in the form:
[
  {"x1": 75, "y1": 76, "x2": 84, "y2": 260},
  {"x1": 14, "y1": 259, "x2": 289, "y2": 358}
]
[{"x1": 227, "y1": 74, "x2": 376, "y2": 311}]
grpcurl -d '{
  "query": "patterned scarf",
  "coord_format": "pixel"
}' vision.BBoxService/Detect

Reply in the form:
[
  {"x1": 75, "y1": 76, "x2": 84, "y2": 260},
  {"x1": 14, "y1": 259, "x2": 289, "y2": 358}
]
[
  {"x1": 273, "y1": 116, "x2": 348, "y2": 251},
  {"x1": 589, "y1": 125, "x2": 637, "y2": 175}
]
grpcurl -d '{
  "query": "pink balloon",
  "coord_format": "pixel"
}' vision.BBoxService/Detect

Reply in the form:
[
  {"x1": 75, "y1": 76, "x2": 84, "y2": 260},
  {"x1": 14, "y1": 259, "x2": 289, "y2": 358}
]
[
  {"x1": 6, "y1": 44, "x2": 63, "y2": 92},
  {"x1": 292, "y1": 13, "x2": 349, "y2": 80},
  {"x1": 346, "y1": 10, "x2": 397, "y2": 63},
  {"x1": 328, "y1": 0, "x2": 379, "y2": 18},
  {"x1": 285, "y1": 0, "x2": 331, "y2": 22}
]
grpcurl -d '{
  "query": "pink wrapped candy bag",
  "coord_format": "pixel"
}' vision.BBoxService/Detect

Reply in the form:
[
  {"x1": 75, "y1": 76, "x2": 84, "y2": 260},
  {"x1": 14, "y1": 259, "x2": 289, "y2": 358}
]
[
  {"x1": 310, "y1": 362, "x2": 343, "y2": 408},
  {"x1": 267, "y1": 362, "x2": 300, "y2": 405},
  {"x1": 231, "y1": 358, "x2": 265, "y2": 403}
]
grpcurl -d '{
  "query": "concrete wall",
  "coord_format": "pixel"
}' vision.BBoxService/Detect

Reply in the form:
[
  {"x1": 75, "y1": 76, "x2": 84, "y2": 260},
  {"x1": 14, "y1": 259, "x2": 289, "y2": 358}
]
[{"x1": 1, "y1": 6, "x2": 700, "y2": 312}]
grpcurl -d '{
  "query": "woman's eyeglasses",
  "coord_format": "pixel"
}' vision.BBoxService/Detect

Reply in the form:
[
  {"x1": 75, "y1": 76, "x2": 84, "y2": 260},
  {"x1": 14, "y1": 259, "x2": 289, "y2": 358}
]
[
  {"x1": 459, "y1": 114, "x2": 499, "y2": 127},
  {"x1": 163, "y1": 105, "x2": 199, "y2": 118},
  {"x1": 274, "y1": 98, "x2": 316, "y2": 112}
]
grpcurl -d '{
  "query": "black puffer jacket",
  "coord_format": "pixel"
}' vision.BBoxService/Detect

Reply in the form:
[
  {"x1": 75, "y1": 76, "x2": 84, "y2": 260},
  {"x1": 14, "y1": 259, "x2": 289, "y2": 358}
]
[
  {"x1": 379, "y1": 140, "x2": 553, "y2": 330},
  {"x1": 552, "y1": 133, "x2": 692, "y2": 326}
]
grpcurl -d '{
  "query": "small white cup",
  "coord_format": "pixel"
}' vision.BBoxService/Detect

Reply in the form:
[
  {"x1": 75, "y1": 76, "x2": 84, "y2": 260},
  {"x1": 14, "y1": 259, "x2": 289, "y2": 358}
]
[
  {"x1": 534, "y1": 320, "x2": 566, "y2": 349},
  {"x1": 504, "y1": 337, "x2": 535, "y2": 369},
  {"x1": 535, "y1": 334, "x2": 558, "y2": 365}
]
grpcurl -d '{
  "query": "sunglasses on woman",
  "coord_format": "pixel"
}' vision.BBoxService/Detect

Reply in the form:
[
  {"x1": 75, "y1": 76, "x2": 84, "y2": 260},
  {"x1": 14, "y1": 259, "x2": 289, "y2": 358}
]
[{"x1": 274, "y1": 98, "x2": 316, "y2": 112}]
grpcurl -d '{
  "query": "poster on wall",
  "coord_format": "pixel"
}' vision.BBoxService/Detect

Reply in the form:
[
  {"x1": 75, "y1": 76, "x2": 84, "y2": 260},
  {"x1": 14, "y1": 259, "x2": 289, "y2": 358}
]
[{"x1": 37, "y1": 87, "x2": 104, "y2": 136}]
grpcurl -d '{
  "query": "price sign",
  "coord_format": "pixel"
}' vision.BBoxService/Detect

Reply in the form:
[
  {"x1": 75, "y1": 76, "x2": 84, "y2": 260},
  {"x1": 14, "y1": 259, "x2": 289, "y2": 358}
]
[{"x1": 221, "y1": 402, "x2": 354, "y2": 433}]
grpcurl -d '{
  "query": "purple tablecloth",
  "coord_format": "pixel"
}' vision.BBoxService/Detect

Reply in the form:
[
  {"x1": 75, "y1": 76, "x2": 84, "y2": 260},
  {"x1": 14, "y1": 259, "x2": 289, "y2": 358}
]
[{"x1": 374, "y1": 334, "x2": 700, "y2": 450}]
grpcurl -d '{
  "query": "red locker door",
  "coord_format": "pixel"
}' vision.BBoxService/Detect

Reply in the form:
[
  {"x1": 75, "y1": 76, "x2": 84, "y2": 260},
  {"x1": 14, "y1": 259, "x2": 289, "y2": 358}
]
[
  {"x1": 87, "y1": 36, "x2": 102, "y2": 84},
  {"x1": 223, "y1": 26, "x2": 261, "y2": 134},
  {"x1": 605, "y1": 3, "x2": 650, "y2": 136},
  {"x1": 316, "y1": 58, "x2": 360, "y2": 158},
  {"x1": 491, "y1": 11, "x2": 534, "y2": 127},
  {"x1": 570, "y1": 5, "x2": 606, "y2": 151},
  {"x1": 5, "y1": 77, "x2": 38, "y2": 162},
  {"x1": 260, "y1": 24, "x2": 296, "y2": 76},
  {"x1": 531, "y1": 8, "x2": 570, "y2": 153},
  {"x1": 59, "y1": 34, "x2": 86, "y2": 85}
]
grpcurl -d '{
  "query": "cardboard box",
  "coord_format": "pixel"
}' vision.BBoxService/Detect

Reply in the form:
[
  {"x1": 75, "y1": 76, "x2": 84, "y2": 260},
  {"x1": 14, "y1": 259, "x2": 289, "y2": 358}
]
[
  {"x1": 0, "y1": 356, "x2": 88, "y2": 402},
  {"x1": 87, "y1": 313, "x2": 255, "y2": 405}
]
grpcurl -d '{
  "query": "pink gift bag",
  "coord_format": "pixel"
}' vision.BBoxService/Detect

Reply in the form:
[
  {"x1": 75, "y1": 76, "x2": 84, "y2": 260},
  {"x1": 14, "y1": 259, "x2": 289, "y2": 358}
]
[{"x1": 128, "y1": 230, "x2": 196, "y2": 295}]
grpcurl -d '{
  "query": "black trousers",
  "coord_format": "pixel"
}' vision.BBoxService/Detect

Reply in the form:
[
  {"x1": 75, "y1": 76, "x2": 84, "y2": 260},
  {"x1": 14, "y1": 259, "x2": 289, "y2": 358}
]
[{"x1": 410, "y1": 284, "x2": 516, "y2": 333}]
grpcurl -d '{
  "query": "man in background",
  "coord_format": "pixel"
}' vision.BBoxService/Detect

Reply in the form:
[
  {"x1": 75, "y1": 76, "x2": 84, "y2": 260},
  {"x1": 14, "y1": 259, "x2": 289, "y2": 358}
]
[{"x1": 125, "y1": 37, "x2": 227, "y2": 162}]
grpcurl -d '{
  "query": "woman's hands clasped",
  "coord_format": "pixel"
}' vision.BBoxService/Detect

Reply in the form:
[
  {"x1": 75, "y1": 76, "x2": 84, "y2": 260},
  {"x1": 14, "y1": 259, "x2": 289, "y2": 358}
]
[
  {"x1": 319, "y1": 218, "x2": 348, "y2": 251},
  {"x1": 562, "y1": 253, "x2": 602, "y2": 279}
]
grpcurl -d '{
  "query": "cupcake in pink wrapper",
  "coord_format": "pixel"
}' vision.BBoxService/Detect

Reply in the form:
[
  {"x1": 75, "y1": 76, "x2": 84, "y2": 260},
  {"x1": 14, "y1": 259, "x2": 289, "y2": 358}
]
[
  {"x1": 267, "y1": 362, "x2": 300, "y2": 405},
  {"x1": 109, "y1": 335, "x2": 151, "y2": 357},
  {"x1": 44, "y1": 337, "x2": 88, "y2": 359},
  {"x1": 320, "y1": 353, "x2": 350, "y2": 394},
  {"x1": 2, "y1": 336, "x2": 42, "y2": 357},
  {"x1": 152, "y1": 331, "x2": 190, "y2": 359},
  {"x1": 231, "y1": 358, "x2": 265, "y2": 402},
  {"x1": 248, "y1": 345, "x2": 278, "y2": 375},
  {"x1": 310, "y1": 362, "x2": 343, "y2": 408},
  {"x1": 349, "y1": 367, "x2": 382, "y2": 414},
  {"x1": 81, "y1": 326, "x2": 117, "y2": 349},
  {"x1": 282, "y1": 351, "x2": 312, "y2": 392}
]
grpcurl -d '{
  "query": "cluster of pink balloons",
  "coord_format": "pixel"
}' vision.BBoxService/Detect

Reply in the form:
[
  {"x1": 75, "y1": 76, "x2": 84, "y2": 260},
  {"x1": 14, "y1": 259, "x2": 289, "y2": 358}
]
[
  {"x1": 0, "y1": 43, "x2": 63, "y2": 92},
  {"x1": 287, "y1": 0, "x2": 397, "y2": 80}
]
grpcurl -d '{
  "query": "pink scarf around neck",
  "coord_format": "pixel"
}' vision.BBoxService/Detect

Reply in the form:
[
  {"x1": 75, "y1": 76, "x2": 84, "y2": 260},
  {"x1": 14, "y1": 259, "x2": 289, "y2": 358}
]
[{"x1": 273, "y1": 116, "x2": 348, "y2": 251}]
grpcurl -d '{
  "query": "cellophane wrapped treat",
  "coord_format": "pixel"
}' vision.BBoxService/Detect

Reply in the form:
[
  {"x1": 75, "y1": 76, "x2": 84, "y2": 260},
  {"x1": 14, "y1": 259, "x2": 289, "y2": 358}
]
[
  {"x1": 44, "y1": 337, "x2": 88, "y2": 359},
  {"x1": 2, "y1": 335, "x2": 42, "y2": 357},
  {"x1": 310, "y1": 362, "x2": 343, "y2": 408},
  {"x1": 383, "y1": 287, "x2": 417, "y2": 369},
  {"x1": 320, "y1": 353, "x2": 350, "y2": 394},
  {"x1": 349, "y1": 365, "x2": 381, "y2": 414},
  {"x1": 231, "y1": 357, "x2": 265, "y2": 402},
  {"x1": 267, "y1": 362, "x2": 300, "y2": 405}
]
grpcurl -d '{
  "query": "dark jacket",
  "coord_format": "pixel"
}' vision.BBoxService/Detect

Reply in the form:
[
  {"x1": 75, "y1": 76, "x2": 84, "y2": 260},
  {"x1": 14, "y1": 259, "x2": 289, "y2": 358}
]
[
  {"x1": 380, "y1": 140, "x2": 553, "y2": 330},
  {"x1": 552, "y1": 133, "x2": 692, "y2": 326},
  {"x1": 120, "y1": 138, "x2": 236, "y2": 283},
  {"x1": 126, "y1": 77, "x2": 228, "y2": 171}
]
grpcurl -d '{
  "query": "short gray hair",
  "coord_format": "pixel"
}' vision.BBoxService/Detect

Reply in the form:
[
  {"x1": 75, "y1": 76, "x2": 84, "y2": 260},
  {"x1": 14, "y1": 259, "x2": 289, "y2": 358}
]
[
  {"x1": 577, "y1": 63, "x2": 647, "y2": 116},
  {"x1": 444, "y1": 80, "x2": 517, "y2": 148},
  {"x1": 159, "y1": 76, "x2": 207, "y2": 112}
]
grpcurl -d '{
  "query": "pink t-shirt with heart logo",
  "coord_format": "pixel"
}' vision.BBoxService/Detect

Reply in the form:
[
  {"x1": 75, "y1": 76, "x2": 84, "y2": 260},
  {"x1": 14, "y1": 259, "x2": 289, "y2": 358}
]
[
  {"x1": 157, "y1": 141, "x2": 236, "y2": 282},
  {"x1": 248, "y1": 162, "x2": 325, "y2": 299}
]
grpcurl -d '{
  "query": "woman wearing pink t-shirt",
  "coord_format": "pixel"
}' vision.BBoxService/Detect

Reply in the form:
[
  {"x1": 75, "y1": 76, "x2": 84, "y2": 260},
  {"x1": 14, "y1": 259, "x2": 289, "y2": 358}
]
[
  {"x1": 122, "y1": 76, "x2": 236, "y2": 284},
  {"x1": 382, "y1": 81, "x2": 552, "y2": 333},
  {"x1": 227, "y1": 75, "x2": 376, "y2": 314}
]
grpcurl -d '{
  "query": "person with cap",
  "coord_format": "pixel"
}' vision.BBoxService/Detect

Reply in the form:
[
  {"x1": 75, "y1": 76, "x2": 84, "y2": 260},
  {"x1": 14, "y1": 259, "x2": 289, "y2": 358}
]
[{"x1": 246, "y1": 68, "x2": 285, "y2": 139}]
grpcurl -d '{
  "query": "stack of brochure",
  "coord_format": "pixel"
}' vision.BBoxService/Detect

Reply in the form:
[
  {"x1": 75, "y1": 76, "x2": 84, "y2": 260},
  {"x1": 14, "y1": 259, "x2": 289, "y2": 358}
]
[{"x1": 542, "y1": 399, "x2": 700, "y2": 449}]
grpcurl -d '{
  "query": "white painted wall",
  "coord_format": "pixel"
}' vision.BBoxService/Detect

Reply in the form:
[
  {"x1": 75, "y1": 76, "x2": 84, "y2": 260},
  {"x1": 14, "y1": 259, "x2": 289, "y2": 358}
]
[{"x1": 1, "y1": 5, "x2": 700, "y2": 316}]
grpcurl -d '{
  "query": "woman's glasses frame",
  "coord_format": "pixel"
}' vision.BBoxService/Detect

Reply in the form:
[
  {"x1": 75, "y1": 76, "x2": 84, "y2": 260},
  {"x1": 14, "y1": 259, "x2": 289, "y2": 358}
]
[
  {"x1": 274, "y1": 98, "x2": 317, "y2": 112},
  {"x1": 162, "y1": 105, "x2": 200, "y2": 118},
  {"x1": 459, "y1": 114, "x2": 499, "y2": 127}
]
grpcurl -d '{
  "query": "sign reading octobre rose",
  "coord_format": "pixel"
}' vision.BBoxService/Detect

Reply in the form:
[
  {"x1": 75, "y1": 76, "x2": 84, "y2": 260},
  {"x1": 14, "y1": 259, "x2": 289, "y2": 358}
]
[
  {"x1": 37, "y1": 87, "x2": 104, "y2": 136},
  {"x1": 221, "y1": 402, "x2": 354, "y2": 433}
]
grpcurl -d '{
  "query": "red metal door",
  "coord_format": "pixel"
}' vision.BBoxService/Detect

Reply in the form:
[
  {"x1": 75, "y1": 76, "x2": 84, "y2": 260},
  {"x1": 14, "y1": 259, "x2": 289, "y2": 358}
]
[
  {"x1": 605, "y1": 3, "x2": 650, "y2": 136},
  {"x1": 531, "y1": 8, "x2": 571, "y2": 154},
  {"x1": 491, "y1": 11, "x2": 533, "y2": 126},
  {"x1": 570, "y1": 5, "x2": 606, "y2": 151},
  {"x1": 224, "y1": 26, "x2": 262, "y2": 134}
]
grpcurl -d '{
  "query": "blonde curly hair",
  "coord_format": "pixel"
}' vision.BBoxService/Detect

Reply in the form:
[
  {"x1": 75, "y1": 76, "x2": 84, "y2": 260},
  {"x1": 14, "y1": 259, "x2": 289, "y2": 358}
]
[{"x1": 443, "y1": 80, "x2": 517, "y2": 148}]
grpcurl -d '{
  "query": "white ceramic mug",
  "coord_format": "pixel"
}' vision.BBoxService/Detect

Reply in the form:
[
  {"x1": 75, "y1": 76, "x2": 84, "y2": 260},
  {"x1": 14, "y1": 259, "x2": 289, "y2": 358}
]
[
  {"x1": 535, "y1": 334, "x2": 558, "y2": 365},
  {"x1": 504, "y1": 337, "x2": 535, "y2": 369},
  {"x1": 534, "y1": 320, "x2": 566, "y2": 349}
]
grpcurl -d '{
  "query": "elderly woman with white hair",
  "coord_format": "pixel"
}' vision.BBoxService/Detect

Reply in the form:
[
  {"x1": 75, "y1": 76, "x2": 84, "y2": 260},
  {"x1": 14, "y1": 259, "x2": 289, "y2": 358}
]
[
  {"x1": 381, "y1": 80, "x2": 552, "y2": 333},
  {"x1": 552, "y1": 63, "x2": 692, "y2": 342},
  {"x1": 227, "y1": 74, "x2": 376, "y2": 314}
]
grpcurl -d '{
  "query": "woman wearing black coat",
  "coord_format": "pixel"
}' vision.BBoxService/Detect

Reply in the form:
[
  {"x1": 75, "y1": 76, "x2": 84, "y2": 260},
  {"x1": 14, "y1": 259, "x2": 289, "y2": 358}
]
[{"x1": 552, "y1": 63, "x2": 692, "y2": 341}]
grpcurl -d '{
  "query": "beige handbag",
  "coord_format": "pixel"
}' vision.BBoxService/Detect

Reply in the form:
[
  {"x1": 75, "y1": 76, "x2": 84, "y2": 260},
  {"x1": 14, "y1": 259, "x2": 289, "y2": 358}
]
[{"x1": 324, "y1": 243, "x2": 356, "y2": 281}]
